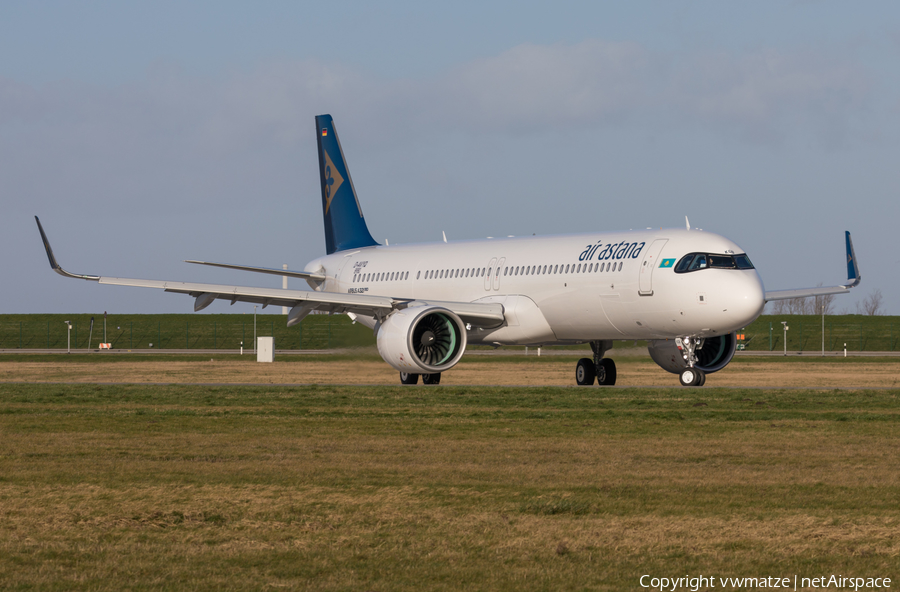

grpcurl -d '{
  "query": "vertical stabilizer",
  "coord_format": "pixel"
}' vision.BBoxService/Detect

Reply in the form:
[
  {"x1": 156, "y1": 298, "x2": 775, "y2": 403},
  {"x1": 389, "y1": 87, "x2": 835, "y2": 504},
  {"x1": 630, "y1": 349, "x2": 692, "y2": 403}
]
[{"x1": 315, "y1": 114, "x2": 379, "y2": 254}]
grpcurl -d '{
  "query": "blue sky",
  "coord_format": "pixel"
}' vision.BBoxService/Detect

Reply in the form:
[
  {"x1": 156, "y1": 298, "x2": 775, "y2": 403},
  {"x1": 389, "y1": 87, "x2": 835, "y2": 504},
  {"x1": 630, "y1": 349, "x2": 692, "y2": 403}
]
[{"x1": 2, "y1": 1, "x2": 898, "y2": 315}]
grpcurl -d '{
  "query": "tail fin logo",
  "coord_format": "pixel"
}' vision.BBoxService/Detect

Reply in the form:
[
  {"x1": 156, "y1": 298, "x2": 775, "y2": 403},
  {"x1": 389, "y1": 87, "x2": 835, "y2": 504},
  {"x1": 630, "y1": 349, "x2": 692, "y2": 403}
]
[{"x1": 322, "y1": 149, "x2": 344, "y2": 214}]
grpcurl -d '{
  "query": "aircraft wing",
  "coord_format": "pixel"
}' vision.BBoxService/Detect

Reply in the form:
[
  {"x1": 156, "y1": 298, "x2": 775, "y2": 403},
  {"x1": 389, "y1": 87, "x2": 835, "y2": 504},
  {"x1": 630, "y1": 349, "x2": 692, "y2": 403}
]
[
  {"x1": 183, "y1": 259, "x2": 327, "y2": 281},
  {"x1": 35, "y1": 217, "x2": 505, "y2": 328},
  {"x1": 764, "y1": 231, "x2": 861, "y2": 302}
]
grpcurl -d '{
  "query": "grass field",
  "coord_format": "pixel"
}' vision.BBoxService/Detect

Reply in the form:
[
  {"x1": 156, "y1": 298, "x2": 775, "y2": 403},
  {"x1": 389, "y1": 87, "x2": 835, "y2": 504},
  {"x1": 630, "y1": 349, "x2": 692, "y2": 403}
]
[
  {"x1": 0, "y1": 313, "x2": 375, "y2": 351},
  {"x1": 1, "y1": 313, "x2": 898, "y2": 352},
  {"x1": 2, "y1": 351, "x2": 899, "y2": 388},
  {"x1": 1, "y1": 355, "x2": 899, "y2": 590}
]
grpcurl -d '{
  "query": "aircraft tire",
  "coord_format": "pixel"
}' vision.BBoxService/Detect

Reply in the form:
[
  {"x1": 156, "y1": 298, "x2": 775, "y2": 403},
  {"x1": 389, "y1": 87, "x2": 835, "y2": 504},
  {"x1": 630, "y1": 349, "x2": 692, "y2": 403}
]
[
  {"x1": 679, "y1": 368, "x2": 705, "y2": 386},
  {"x1": 422, "y1": 373, "x2": 441, "y2": 385},
  {"x1": 576, "y1": 358, "x2": 596, "y2": 385},
  {"x1": 680, "y1": 368, "x2": 700, "y2": 387},
  {"x1": 400, "y1": 372, "x2": 419, "y2": 385},
  {"x1": 598, "y1": 358, "x2": 617, "y2": 386}
]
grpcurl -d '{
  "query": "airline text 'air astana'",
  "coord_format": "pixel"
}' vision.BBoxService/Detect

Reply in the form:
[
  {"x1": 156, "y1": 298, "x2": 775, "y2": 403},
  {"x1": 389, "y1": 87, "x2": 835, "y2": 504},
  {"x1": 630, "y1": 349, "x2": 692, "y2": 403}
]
[{"x1": 36, "y1": 115, "x2": 862, "y2": 386}]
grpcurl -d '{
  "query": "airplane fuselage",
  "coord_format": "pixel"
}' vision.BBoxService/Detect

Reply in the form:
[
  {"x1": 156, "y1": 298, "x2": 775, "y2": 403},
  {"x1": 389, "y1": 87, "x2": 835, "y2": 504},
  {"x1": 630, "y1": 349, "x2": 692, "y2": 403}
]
[{"x1": 306, "y1": 228, "x2": 766, "y2": 346}]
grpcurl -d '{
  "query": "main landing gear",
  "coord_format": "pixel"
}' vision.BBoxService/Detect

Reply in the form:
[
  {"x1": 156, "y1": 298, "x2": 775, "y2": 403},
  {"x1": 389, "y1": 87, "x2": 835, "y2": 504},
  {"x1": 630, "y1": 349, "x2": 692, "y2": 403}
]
[
  {"x1": 676, "y1": 336, "x2": 706, "y2": 387},
  {"x1": 399, "y1": 372, "x2": 441, "y2": 385},
  {"x1": 576, "y1": 340, "x2": 617, "y2": 386}
]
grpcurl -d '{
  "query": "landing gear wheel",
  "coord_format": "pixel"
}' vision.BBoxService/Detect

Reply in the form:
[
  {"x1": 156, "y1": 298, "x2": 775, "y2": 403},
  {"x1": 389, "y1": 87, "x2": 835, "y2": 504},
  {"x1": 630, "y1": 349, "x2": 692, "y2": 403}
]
[
  {"x1": 400, "y1": 372, "x2": 419, "y2": 385},
  {"x1": 597, "y1": 358, "x2": 617, "y2": 386},
  {"x1": 576, "y1": 358, "x2": 596, "y2": 385},
  {"x1": 422, "y1": 373, "x2": 441, "y2": 385},
  {"x1": 679, "y1": 368, "x2": 705, "y2": 387}
]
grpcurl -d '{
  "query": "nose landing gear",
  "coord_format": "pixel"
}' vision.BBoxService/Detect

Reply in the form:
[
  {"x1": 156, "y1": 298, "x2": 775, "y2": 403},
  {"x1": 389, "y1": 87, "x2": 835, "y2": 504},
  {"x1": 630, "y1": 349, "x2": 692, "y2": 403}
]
[
  {"x1": 676, "y1": 336, "x2": 706, "y2": 387},
  {"x1": 679, "y1": 367, "x2": 706, "y2": 387},
  {"x1": 575, "y1": 340, "x2": 617, "y2": 386}
]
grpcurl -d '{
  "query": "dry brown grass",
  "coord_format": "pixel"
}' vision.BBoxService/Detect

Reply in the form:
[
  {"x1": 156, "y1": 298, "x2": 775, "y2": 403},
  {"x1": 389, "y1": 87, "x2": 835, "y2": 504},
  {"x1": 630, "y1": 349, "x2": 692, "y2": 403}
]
[
  {"x1": 2, "y1": 354, "x2": 899, "y2": 388},
  {"x1": 1, "y1": 360, "x2": 898, "y2": 590}
]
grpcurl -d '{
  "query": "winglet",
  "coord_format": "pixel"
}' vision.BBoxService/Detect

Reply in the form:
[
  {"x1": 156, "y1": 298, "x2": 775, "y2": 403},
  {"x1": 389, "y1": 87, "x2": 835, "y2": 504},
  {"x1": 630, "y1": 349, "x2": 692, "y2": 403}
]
[
  {"x1": 844, "y1": 230, "x2": 861, "y2": 288},
  {"x1": 34, "y1": 216, "x2": 100, "y2": 281}
]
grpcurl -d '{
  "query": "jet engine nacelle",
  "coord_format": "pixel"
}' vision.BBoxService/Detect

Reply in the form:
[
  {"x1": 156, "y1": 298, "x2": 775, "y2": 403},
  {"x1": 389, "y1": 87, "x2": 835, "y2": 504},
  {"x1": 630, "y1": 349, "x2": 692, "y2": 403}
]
[
  {"x1": 375, "y1": 306, "x2": 467, "y2": 373},
  {"x1": 648, "y1": 333, "x2": 737, "y2": 375}
]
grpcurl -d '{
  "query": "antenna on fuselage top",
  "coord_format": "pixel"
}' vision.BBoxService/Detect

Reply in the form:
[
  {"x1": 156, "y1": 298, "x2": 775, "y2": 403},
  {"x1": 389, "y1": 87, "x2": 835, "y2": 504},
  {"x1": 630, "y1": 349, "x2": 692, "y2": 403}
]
[
  {"x1": 685, "y1": 216, "x2": 690, "y2": 231},
  {"x1": 442, "y1": 231, "x2": 447, "y2": 243}
]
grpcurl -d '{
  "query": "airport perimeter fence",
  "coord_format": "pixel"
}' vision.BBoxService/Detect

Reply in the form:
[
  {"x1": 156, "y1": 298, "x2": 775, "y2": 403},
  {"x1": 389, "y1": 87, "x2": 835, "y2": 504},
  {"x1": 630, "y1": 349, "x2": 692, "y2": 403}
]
[
  {"x1": 740, "y1": 315, "x2": 898, "y2": 352},
  {"x1": 0, "y1": 314, "x2": 896, "y2": 353},
  {"x1": 0, "y1": 313, "x2": 376, "y2": 351}
]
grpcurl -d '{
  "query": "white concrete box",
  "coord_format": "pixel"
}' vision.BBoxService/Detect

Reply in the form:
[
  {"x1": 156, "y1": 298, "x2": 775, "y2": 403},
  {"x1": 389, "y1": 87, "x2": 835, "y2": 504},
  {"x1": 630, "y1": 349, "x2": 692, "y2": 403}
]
[{"x1": 257, "y1": 337, "x2": 274, "y2": 362}]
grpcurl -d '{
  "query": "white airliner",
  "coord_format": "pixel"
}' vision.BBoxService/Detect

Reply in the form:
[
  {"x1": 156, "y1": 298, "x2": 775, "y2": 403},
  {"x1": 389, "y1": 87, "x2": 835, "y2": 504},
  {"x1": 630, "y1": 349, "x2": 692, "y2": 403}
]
[{"x1": 36, "y1": 114, "x2": 861, "y2": 386}]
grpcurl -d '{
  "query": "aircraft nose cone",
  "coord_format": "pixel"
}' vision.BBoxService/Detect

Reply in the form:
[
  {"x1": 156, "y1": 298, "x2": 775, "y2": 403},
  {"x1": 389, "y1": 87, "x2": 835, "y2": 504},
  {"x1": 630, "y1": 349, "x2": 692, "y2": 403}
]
[{"x1": 722, "y1": 271, "x2": 766, "y2": 328}]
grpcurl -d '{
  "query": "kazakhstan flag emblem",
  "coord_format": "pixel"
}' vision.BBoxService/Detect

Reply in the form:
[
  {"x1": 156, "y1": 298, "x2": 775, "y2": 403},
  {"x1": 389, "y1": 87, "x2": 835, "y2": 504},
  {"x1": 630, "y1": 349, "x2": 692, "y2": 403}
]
[{"x1": 659, "y1": 258, "x2": 676, "y2": 268}]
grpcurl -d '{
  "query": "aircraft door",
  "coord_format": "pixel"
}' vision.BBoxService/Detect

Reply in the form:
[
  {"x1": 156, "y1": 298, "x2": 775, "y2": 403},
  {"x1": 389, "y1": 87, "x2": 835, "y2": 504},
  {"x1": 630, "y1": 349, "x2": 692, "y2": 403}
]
[
  {"x1": 484, "y1": 258, "x2": 497, "y2": 291},
  {"x1": 638, "y1": 239, "x2": 668, "y2": 295},
  {"x1": 331, "y1": 254, "x2": 354, "y2": 291},
  {"x1": 493, "y1": 257, "x2": 505, "y2": 291}
]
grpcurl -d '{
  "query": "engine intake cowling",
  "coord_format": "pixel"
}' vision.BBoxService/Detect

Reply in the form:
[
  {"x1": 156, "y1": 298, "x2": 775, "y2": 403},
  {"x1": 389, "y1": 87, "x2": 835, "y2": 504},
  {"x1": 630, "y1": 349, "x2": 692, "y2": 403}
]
[
  {"x1": 376, "y1": 306, "x2": 467, "y2": 373},
  {"x1": 648, "y1": 333, "x2": 737, "y2": 375}
]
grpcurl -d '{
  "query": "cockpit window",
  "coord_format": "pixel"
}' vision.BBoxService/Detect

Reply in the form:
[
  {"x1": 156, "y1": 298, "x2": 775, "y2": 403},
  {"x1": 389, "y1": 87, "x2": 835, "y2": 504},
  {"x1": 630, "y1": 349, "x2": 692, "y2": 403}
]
[
  {"x1": 708, "y1": 255, "x2": 736, "y2": 269},
  {"x1": 675, "y1": 252, "x2": 755, "y2": 273},
  {"x1": 689, "y1": 254, "x2": 708, "y2": 271},
  {"x1": 675, "y1": 255, "x2": 693, "y2": 273},
  {"x1": 734, "y1": 254, "x2": 754, "y2": 269}
]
